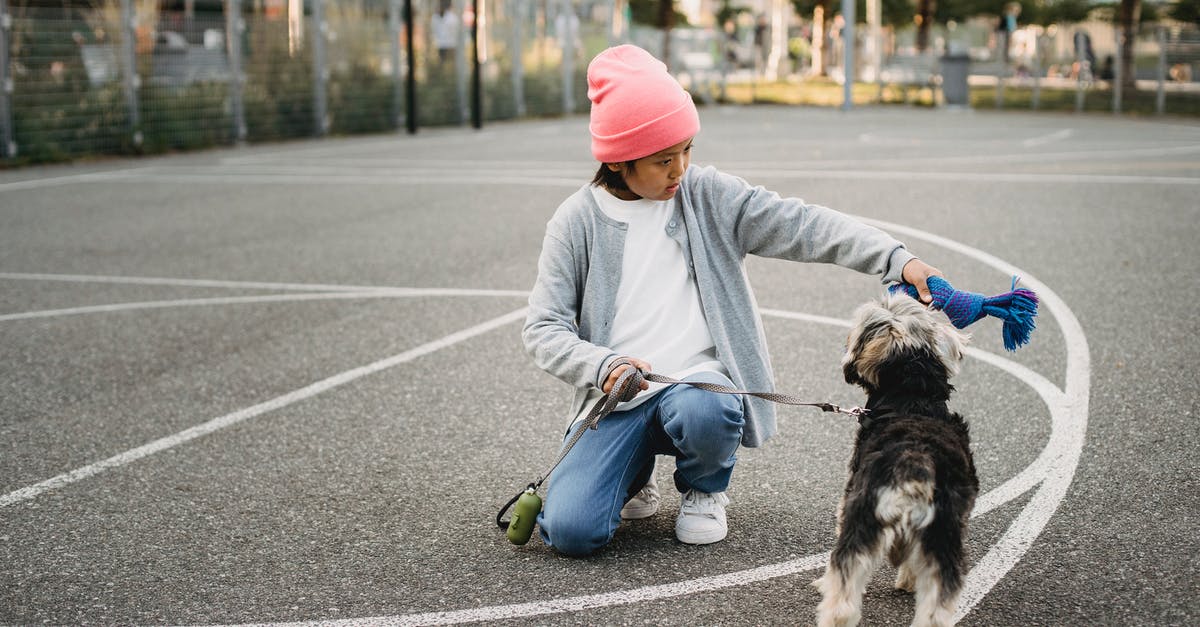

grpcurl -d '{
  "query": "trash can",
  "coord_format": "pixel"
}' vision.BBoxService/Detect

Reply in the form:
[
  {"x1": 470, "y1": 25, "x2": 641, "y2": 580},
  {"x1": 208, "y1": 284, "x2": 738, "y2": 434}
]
[{"x1": 940, "y1": 54, "x2": 970, "y2": 106}]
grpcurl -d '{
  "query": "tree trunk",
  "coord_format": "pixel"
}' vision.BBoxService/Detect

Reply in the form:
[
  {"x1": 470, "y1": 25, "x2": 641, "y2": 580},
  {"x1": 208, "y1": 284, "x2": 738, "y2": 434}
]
[
  {"x1": 1118, "y1": 0, "x2": 1141, "y2": 89},
  {"x1": 812, "y1": 1, "x2": 827, "y2": 77},
  {"x1": 916, "y1": 0, "x2": 935, "y2": 52},
  {"x1": 659, "y1": 0, "x2": 675, "y2": 70}
]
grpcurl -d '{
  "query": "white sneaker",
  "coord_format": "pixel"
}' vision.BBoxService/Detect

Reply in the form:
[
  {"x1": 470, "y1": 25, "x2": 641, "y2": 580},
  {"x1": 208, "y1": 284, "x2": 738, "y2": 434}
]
[
  {"x1": 620, "y1": 472, "x2": 660, "y2": 520},
  {"x1": 675, "y1": 490, "x2": 730, "y2": 545}
]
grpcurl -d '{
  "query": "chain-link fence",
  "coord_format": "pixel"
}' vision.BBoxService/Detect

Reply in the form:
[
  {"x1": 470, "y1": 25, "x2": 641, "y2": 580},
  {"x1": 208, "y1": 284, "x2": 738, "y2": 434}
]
[
  {"x1": 1, "y1": 1, "x2": 1198, "y2": 165},
  {"x1": 0, "y1": 0, "x2": 625, "y2": 164}
]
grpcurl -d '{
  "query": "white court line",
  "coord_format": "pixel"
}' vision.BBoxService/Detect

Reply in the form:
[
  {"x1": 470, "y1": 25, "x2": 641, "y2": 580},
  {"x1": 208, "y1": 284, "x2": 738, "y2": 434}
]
[
  {"x1": 355, "y1": 222, "x2": 1088, "y2": 626},
  {"x1": 0, "y1": 293, "x2": 384, "y2": 321},
  {"x1": 265, "y1": 297, "x2": 1079, "y2": 627},
  {"x1": 21, "y1": 168, "x2": 1195, "y2": 188},
  {"x1": 217, "y1": 143, "x2": 1199, "y2": 172},
  {"x1": 0, "y1": 306, "x2": 529, "y2": 509},
  {"x1": 1022, "y1": 128, "x2": 1073, "y2": 148},
  {"x1": 224, "y1": 554, "x2": 832, "y2": 627},
  {"x1": 0, "y1": 272, "x2": 529, "y2": 297},
  {"x1": 853, "y1": 217, "x2": 1090, "y2": 621},
  {"x1": 84, "y1": 171, "x2": 586, "y2": 188},
  {"x1": 0, "y1": 167, "x2": 158, "y2": 193},
  {"x1": 735, "y1": 169, "x2": 1200, "y2": 185},
  {"x1": 2, "y1": 224, "x2": 1088, "y2": 624},
  {"x1": 0, "y1": 291, "x2": 527, "y2": 322},
  {"x1": 224, "y1": 143, "x2": 1200, "y2": 171},
  {"x1": 756, "y1": 310, "x2": 1064, "y2": 519}
]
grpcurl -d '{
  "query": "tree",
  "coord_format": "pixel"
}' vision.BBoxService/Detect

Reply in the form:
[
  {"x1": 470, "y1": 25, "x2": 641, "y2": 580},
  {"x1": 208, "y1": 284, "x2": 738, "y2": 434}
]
[
  {"x1": 628, "y1": 0, "x2": 689, "y2": 68},
  {"x1": 791, "y1": 0, "x2": 831, "y2": 74},
  {"x1": 1171, "y1": 0, "x2": 1200, "y2": 25},
  {"x1": 1116, "y1": 0, "x2": 1141, "y2": 88}
]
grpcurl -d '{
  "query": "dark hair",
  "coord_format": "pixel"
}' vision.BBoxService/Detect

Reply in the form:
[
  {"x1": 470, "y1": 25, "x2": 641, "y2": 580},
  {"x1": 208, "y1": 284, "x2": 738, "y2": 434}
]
[{"x1": 591, "y1": 161, "x2": 636, "y2": 193}]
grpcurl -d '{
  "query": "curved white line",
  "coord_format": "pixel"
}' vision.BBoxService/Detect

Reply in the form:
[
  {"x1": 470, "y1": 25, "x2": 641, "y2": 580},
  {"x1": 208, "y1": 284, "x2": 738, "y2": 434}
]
[
  {"x1": 0, "y1": 307, "x2": 530, "y2": 508},
  {"x1": 4, "y1": 219, "x2": 1088, "y2": 625},
  {"x1": 358, "y1": 225, "x2": 1088, "y2": 626},
  {"x1": 851, "y1": 217, "x2": 1090, "y2": 621},
  {"x1": 262, "y1": 554, "x2": 833, "y2": 627},
  {"x1": 260, "y1": 296, "x2": 1078, "y2": 627}
]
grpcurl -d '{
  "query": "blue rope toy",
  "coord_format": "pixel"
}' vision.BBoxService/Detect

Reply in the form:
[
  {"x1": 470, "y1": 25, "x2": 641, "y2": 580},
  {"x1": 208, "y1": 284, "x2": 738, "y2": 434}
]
[{"x1": 890, "y1": 276, "x2": 1039, "y2": 351}]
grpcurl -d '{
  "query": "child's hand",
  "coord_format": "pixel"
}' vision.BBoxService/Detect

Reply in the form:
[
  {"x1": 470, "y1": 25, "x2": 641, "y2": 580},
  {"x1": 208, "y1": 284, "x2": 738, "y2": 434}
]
[
  {"x1": 901, "y1": 259, "x2": 944, "y2": 304},
  {"x1": 603, "y1": 357, "x2": 652, "y2": 394}
]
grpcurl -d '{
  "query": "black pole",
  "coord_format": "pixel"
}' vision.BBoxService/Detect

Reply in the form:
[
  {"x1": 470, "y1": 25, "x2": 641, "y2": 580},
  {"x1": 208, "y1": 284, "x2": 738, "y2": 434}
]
[
  {"x1": 403, "y1": 0, "x2": 417, "y2": 134},
  {"x1": 470, "y1": 0, "x2": 482, "y2": 129}
]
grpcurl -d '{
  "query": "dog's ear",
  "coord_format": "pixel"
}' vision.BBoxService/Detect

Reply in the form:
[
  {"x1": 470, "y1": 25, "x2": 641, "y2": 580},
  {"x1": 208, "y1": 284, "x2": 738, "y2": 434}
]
[
  {"x1": 843, "y1": 302, "x2": 894, "y2": 390},
  {"x1": 843, "y1": 355, "x2": 862, "y2": 386},
  {"x1": 935, "y1": 321, "x2": 971, "y2": 377}
]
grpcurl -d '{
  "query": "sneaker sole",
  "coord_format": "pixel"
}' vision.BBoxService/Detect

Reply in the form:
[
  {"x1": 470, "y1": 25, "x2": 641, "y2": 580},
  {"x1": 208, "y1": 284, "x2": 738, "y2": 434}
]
[
  {"x1": 620, "y1": 503, "x2": 660, "y2": 520},
  {"x1": 675, "y1": 525, "x2": 728, "y2": 545}
]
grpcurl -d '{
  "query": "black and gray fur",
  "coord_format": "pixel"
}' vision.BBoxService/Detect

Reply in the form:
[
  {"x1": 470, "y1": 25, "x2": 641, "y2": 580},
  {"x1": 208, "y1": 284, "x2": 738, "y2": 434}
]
[{"x1": 813, "y1": 295, "x2": 979, "y2": 627}]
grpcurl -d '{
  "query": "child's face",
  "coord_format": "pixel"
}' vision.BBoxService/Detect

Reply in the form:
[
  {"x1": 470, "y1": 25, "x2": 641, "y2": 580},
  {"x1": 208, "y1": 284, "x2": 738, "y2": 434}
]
[{"x1": 609, "y1": 137, "x2": 693, "y2": 201}]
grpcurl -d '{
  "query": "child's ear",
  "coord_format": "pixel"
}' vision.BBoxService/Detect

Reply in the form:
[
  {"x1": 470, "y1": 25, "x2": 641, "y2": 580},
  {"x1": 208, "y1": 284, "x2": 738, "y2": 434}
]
[{"x1": 606, "y1": 163, "x2": 622, "y2": 173}]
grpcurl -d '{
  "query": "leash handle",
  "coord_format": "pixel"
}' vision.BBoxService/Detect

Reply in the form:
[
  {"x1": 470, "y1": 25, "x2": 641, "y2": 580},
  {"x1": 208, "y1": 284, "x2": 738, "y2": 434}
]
[{"x1": 495, "y1": 364, "x2": 643, "y2": 544}]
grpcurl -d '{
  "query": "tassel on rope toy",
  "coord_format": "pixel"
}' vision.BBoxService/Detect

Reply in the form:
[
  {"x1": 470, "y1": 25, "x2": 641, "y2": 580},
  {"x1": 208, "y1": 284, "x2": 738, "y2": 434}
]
[{"x1": 890, "y1": 276, "x2": 1039, "y2": 351}]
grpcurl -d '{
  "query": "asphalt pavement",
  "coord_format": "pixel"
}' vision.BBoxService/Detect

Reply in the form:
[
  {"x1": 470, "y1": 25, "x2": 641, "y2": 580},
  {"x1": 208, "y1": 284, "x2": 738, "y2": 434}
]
[{"x1": 1, "y1": 106, "x2": 1198, "y2": 625}]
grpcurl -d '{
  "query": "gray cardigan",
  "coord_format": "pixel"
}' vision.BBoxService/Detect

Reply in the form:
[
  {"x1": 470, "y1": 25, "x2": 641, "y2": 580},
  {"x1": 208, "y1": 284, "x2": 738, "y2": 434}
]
[{"x1": 522, "y1": 164, "x2": 915, "y2": 447}]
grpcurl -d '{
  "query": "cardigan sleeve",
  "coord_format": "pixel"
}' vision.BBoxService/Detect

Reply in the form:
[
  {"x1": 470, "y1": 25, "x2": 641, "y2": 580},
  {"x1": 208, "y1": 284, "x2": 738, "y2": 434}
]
[
  {"x1": 696, "y1": 166, "x2": 915, "y2": 283},
  {"x1": 522, "y1": 214, "x2": 619, "y2": 391}
]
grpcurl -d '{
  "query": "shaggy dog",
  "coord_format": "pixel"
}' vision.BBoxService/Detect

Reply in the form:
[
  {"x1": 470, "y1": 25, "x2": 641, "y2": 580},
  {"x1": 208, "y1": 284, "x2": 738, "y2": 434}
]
[{"x1": 813, "y1": 295, "x2": 979, "y2": 627}]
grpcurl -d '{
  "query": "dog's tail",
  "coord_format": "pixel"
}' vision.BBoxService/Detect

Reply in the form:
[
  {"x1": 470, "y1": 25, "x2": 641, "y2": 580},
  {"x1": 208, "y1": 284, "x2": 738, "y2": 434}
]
[{"x1": 875, "y1": 450, "x2": 937, "y2": 534}]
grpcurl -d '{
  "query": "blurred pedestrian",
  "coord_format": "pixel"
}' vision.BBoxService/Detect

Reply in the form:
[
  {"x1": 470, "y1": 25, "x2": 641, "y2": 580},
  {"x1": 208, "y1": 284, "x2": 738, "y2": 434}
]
[
  {"x1": 431, "y1": 0, "x2": 459, "y2": 65},
  {"x1": 523, "y1": 44, "x2": 944, "y2": 557},
  {"x1": 1073, "y1": 30, "x2": 1095, "y2": 80}
]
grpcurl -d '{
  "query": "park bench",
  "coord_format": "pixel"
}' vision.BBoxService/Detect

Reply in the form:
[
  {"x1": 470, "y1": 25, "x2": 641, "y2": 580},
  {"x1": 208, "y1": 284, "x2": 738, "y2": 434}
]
[{"x1": 877, "y1": 54, "x2": 941, "y2": 104}]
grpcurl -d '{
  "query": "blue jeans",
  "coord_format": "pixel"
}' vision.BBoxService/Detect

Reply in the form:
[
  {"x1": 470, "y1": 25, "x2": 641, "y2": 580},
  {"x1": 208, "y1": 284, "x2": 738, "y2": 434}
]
[{"x1": 537, "y1": 371, "x2": 745, "y2": 556}]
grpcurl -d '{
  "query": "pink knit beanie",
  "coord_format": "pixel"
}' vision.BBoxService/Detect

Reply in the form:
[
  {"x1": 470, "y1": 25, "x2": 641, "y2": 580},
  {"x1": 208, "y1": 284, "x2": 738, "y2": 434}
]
[{"x1": 587, "y1": 45, "x2": 700, "y2": 163}]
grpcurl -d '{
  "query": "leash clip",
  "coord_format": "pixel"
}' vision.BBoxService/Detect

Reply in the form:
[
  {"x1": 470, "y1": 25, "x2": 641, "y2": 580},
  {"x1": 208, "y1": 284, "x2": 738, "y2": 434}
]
[{"x1": 828, "y1": 404, "x2": 869, "y2": 418}]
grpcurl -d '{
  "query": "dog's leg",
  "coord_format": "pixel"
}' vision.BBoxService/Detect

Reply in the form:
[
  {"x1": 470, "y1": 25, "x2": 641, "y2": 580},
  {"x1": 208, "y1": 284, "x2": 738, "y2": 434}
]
[
  {"x1": 908, "y1": 534, "x2": 965, "y2": 627},
  {"x1": 813, "y1": 528, "x2": 889, "y2": 627},
  {"x1": 892, "y1": 540, "x2": 917, "y2": 593}
]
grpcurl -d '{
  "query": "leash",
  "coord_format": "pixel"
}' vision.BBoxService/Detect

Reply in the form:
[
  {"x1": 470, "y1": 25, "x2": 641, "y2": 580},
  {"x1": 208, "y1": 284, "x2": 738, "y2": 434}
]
[{"x1": 496, "y1": 359, "x2": 867, "y2": 544}]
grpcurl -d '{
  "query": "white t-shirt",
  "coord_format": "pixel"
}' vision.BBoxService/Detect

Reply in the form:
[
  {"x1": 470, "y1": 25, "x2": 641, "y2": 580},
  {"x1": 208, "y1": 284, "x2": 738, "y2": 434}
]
[
  {"x1": 431, "y1": 11, "x2": 459, "y2": 50},
  {"x1": 571, "y1": 186, "x2": 726, "y2": 427}
]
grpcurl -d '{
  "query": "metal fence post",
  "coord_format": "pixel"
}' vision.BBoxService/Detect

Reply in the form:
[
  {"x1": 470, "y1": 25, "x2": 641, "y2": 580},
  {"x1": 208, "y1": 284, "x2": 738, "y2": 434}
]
[
  {"x1": 119, "y1": 0, "x2": 142, "y2": 147},
  {"x1": 995, "y1": 31, "x2": 1006, "y2": 110},
  {"x1": 1030, "y1": 33, "x2": 1042, "y2": 110},
  {"x1": 226, "y1": 0, "x2": 247, "y2": 143},
  {"x1": 404, "y1": 0, "x2": 416, "y2": 134},
  {"x1": 560, "y1": 0, "x2": 575, "y2": 114},
  {"x1": 455, "y1": 0, "x2": 469, "y2": 124},
  {"x1": 312, "y1": 0, "x2": 329, "y2": 136},
  {"x1": 1156, "y1": 26, "x2": 1166, "y2": 116},
  {"x1": 1074, "y1": 35, "x2": 1085, "y2": 113},
  {"x1": 841, "y1": 0, "x2": 854, "y2": 111},
  {"x1": 1113, "y1": 29, "x2": 1123, "y2": 115},
  {"x1": 0, "y1": 0, "x2": 14, "y2": 159},
  {"x1": 389, "y1": 0, "x2": 405, "y2": 130},
  {"x1": 470, "y1": 0, "x2": 481, "y2": 129},
  {"x1": 510, "y1": 0, "x2": 526, "y2": 117}
]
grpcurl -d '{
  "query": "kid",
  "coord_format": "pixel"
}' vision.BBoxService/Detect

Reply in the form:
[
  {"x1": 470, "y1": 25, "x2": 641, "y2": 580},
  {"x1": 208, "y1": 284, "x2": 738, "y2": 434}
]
[{"x1": 522, "y1": 45, "x2": 941, "y2": 557}]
